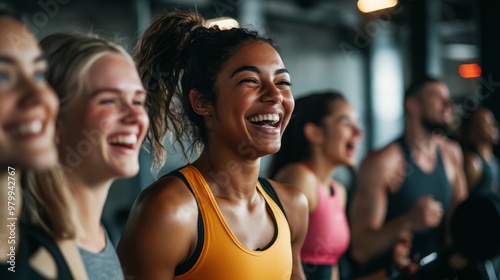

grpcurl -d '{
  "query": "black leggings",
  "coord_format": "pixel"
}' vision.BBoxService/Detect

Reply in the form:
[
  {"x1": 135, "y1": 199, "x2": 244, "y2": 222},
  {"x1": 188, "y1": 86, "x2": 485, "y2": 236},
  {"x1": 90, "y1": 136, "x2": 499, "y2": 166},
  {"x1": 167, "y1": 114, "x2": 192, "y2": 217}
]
[{"x1": 302, "y1": 263, "x2": 332, "y2": 280}]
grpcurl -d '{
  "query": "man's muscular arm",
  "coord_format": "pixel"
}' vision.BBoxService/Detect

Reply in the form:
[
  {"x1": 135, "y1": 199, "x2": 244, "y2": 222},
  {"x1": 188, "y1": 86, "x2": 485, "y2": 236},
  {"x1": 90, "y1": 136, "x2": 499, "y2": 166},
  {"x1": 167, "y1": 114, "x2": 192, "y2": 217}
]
[{"x1": 350, "y1": 146, "x2": 443, "y2": 263}]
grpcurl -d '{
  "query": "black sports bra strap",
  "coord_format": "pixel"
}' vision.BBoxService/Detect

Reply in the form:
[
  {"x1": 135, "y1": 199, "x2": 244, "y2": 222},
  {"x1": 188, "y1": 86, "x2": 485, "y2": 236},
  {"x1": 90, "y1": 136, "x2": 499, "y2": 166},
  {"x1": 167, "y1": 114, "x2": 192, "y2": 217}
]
[
  {"x1": 166, "y1": 169, "x2": 196, "y2": 195},
  {"x1": 258, "y1": 178, "x2": 288, "y2": 220},
  {"x1": 21, "y1": 223, "x2": 73, "y2": 279},
  {"x1": 166, "y1": 169, "x2": 205, "y2": 276}
]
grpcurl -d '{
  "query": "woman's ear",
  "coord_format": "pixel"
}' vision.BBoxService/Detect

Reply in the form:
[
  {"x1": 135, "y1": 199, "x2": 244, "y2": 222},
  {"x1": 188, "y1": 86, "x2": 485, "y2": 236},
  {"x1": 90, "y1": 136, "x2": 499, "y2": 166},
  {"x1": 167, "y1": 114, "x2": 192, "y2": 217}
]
[
  {"x1": 303, "y1": 122, "x2": 323, "y2": 145},
  {"x1": 189, "y1": 89, "x2": 212, "y2": 117}
]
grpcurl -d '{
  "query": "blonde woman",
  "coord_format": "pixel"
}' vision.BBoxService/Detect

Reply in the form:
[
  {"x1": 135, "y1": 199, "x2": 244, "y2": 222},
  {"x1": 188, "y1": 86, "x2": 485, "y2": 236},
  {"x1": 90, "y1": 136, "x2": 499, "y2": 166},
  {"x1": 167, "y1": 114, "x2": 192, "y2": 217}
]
[{"x1": 31, "y1": 32, "x2": 149, "y2": 279}]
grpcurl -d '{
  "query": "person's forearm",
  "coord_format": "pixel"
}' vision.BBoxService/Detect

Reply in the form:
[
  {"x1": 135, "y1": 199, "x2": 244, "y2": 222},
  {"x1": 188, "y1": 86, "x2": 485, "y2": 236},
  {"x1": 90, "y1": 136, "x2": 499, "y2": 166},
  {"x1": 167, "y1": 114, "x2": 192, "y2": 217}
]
[
  {"x1": 331, "y1": 265, "x2": 339, "y2": 280},
  {"x1": 352, "y1": 213, "x2": 413, "y2": 263},
  {"x1": 291, "y1": 269, "x2": 305, "y2": 280}
]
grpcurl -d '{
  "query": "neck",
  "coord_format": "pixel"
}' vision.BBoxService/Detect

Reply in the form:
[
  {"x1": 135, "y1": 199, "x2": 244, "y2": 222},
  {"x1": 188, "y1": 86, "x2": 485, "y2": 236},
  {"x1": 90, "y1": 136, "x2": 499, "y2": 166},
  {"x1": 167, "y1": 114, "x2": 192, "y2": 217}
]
[
  {"x1": 405, "y1": 120, "x2": 441, "y2": 156},
  {"x1": 65, "y1": 171, "x2": 111, "y2": 251},
  {"x1": 307, "y1": 154, "x2": 337, "y2": 186},
  {"x1": 193, "y1": 145, "x2": 261, "y2": 200}
]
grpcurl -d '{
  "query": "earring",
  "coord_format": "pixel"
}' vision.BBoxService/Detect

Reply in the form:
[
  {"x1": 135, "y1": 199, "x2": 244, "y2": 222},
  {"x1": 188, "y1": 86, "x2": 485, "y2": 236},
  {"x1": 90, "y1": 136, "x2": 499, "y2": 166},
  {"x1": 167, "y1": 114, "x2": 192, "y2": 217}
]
[{"x1": 204, "y1": 111, "x2": 209, "y2": 116}]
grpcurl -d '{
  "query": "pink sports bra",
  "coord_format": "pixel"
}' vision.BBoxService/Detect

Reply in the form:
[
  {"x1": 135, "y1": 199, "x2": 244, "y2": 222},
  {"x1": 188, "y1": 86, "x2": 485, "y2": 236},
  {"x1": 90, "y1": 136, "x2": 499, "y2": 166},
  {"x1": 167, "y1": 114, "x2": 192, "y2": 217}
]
[{"x1": 300, "y1": 163, "x2": 350, "y2": 265}]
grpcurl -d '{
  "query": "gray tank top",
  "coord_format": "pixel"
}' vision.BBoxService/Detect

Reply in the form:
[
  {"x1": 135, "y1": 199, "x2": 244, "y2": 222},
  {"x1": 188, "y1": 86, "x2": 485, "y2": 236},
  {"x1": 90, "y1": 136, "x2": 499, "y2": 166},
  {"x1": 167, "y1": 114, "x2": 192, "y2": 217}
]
[{"x1": 79, "y1": 230, "x2": 124, "y2": 280}]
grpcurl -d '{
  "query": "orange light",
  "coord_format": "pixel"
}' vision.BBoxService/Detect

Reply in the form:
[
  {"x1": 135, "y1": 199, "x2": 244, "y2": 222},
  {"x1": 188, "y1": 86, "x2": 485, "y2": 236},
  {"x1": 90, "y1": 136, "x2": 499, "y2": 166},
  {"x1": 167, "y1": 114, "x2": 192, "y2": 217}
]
[
  {"x1": 458, "y1": 63, "x2": 481, "y2": 78},
  {"x1": 357, "y1": 0, "x2": 398, "y2": 13}
]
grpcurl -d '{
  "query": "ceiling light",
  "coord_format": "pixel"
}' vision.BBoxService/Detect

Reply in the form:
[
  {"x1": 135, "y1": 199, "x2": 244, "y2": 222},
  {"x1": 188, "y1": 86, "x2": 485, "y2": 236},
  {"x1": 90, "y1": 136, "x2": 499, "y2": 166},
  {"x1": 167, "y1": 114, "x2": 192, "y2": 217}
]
[
  {"x1": 357, "y1": 0, "x2": 398, "y2": 13},
  {"x1": 205, "y1": 17, "x2": 239, "y2": 30}
]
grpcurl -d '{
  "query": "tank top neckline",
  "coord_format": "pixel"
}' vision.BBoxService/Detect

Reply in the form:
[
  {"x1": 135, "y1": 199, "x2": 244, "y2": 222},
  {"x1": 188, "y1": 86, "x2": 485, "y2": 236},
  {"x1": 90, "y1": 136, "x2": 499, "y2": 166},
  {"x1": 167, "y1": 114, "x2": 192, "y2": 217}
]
[
  {"x1": 77, "y1": 225, "x2": 111, "y2": 255},
  {"x1": 186, "y1": 164, "x2": 281, "y2": 256},
  {"x1": 397, "y1": 136, "x2": 445, "y2": 176}
]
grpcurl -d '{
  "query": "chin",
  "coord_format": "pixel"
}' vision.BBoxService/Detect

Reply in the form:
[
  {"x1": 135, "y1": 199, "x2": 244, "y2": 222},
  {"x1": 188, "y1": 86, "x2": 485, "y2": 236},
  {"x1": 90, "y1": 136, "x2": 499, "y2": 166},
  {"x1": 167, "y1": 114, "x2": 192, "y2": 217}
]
[
  {"x1": 490, "y1": 134, "x2": 499, "y2": 144},
  {"x1": 116, "y1": 165, "x2": 140, "y2": 178},
  {"x1": 344, "y1": 161, "x2": 356, "y2": 167},
  {"x1": 269, "y1": 144, "x2": 281, "y2": 154},
  {"x1": 264, "y1": 144, "x2": 282, "y2": 156},
  {"x1": 340, "y1": 157, "x2": 356, "y2": 167},
  {"x1": 248, "y1": 139, "x2": 281, "y2": 158},
  {"x1": 421, "y1": 118, "x2": 449, "y2": 133}
]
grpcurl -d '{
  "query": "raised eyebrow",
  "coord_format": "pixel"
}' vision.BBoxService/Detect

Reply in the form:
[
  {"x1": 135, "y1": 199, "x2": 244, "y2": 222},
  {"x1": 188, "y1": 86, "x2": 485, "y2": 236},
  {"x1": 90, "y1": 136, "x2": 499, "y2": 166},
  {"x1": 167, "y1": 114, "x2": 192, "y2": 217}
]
[
  {"x1": 92, "y1": 88, "x2": 147, "y2": 97},
  {"x1": 0, "y1": 55, "x2": 16, "y2": 64},
  {"x1": 275, "y1": 68, "x2": 289, "y2": 75},
  {"x1": 34, "y1": 55, "x2": 47, "y2": 63},
  {"x1": 136, "y1": 89, "x2": 147, "y2": 96},
  {"x1": 0, "y1": 55, "x2": 47, "y2": 65},
  {"x1": 231, "y1": 65, "x2": 261, "y2": 77},
  {"x1": 336, "y1": 115, "x2": 350, "y2": 121},
  {"x1": 90, "y1": 88, "x2": 122, "y2": 97},
  {"x1": 335, "y1": 114, "x2": 357, "y2": 123}
]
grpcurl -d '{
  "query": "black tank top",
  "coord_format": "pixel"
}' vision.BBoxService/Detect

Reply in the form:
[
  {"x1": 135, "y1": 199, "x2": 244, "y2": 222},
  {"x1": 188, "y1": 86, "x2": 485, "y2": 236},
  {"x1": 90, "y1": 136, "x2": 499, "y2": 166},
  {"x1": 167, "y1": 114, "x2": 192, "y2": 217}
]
[
  {"x1": 0, "y1": 222, "x2": 73, "y2": 279},
  {"x1": 385, "y1": 136, "x2": 453, "y2": 259},
  {"x1": 472, "y1": 150, "x2": 500, "y2": 196},
  {"x1": 354, "y1": 136, "x2": 453, "y2": 278}
]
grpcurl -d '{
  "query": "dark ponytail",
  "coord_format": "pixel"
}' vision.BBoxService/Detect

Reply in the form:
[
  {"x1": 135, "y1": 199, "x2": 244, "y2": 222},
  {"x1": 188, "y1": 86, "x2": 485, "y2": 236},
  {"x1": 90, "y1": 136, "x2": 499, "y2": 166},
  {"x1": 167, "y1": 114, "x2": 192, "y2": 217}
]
[{"x1": 135, "y1": 10, "x2": 205, "y2": 173}]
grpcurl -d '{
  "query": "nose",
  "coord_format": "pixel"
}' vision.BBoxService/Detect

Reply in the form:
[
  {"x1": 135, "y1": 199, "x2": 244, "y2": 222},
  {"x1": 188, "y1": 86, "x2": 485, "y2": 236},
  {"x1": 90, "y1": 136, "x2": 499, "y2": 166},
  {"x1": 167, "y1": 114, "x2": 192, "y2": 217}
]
[
  {"x1": 18, "y1": 75, "x2": 58, "y2": 110},
  {"x1": 443, "y1": 98, "x2": 453, "y2": 110},
  {"x1": 121, "y1": 100, "x2": 148, "y2": 126},
  {"x1": 262, "y1": 82, "x2": 283, "y2": 104}
]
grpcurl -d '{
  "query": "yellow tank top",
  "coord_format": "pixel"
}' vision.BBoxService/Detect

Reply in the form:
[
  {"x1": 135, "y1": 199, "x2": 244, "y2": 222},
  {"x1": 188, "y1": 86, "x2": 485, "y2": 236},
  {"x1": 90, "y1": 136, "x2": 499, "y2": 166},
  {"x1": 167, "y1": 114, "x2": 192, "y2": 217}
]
[{"x1": 174, "y1": 165, "x2": 292, "y2": 280}]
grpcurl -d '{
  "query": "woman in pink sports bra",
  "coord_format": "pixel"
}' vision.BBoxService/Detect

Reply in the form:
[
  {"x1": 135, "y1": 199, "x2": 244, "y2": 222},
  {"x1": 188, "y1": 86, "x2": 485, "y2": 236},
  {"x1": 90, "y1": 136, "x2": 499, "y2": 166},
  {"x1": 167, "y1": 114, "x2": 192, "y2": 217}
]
[{"x1": 269, "y1": 91, "x2": 362, "y2": 280}]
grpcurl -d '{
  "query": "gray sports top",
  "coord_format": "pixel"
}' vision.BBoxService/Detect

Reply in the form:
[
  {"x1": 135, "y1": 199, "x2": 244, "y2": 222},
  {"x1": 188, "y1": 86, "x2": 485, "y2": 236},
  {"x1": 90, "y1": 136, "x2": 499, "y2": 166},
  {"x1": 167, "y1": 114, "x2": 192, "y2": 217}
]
[{"x1": 78, "y1": 230, "x2": 124, "y2": 280}]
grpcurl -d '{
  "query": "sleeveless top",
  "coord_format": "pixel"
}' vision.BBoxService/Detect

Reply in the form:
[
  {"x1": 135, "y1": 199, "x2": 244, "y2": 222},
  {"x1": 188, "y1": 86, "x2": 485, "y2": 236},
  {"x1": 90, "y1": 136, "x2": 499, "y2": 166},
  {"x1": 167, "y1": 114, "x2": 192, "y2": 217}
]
[
  {"x1": 78, "y1": 229, "x2": 124, "y2": 280},
  {"x1": 386, "y1": 136, "x2": 452, "y2": 259},
  {"x1": 0, "y1": 222, "x2": 73, "y2": 279},
  {"x1": 356, "y1": 136, "x2": 453, "y2": 277},
  {"x1": 172, "y1": 165, "x2": 292, "y2": 280},
  {"x1": 471, "y1": 150, "x2": 500, "y2": 196},
  {"x1": 300, "y1": 163, "x2": 350, "y2": 265}
]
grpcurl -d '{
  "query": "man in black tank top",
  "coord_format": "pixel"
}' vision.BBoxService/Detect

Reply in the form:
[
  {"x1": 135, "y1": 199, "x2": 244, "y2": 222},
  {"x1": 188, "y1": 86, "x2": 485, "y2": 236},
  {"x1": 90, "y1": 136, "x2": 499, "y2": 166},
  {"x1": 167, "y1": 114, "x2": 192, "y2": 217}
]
[{"x1": 350, "y1": 78, "x2": 468, "y2": 279}]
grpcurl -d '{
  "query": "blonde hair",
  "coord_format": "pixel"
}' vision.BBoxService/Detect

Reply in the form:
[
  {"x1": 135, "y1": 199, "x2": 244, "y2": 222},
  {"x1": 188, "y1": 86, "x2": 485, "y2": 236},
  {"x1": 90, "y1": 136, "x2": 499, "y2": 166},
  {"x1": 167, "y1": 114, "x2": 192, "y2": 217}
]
[
  {"x1": 23, "y1": 32, "x2": 133, "y2": 239},
  {"x1": 24, "y1": 167, "x2": 78, "y2": 239},
  {"x1": 41, "y1": 32, "x2": 133, "y2": 110}
]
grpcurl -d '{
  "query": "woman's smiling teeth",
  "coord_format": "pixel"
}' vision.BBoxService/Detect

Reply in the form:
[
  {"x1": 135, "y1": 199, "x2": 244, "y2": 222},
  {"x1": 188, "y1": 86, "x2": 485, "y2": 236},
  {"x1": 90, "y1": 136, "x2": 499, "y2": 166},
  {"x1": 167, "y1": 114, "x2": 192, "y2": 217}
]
[
  {"x1": 108, "y1": 134, "x2": 138, "y2": 148},
  {"x1": 248, "y1": 113, "x2": 280, "y2": 127},
  {"x1": 9, "y1": 120, "x2": 43, "y2": 136}
]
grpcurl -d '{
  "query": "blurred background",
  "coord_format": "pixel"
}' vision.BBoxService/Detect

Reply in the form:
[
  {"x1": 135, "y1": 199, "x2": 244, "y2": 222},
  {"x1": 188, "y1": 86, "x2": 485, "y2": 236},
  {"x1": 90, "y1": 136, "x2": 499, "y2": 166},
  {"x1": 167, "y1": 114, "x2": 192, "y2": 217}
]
[{"x1": 3, "y1": 0, "x2": 499, "y2": 251}]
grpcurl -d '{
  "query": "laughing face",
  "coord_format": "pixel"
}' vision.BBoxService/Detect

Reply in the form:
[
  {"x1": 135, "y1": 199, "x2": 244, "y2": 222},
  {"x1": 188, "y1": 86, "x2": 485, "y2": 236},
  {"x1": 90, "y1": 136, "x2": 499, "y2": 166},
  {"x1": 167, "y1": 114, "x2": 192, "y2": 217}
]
[
  {"x1": 319, "y1": 100, "x2": 362, "y2": 166},
  {"x1": 208, "y1": 41, "x2": 294, "y2": 159},
  {"x1": 0, "y1": 17, "x2": 58, "y2": 169},
  {"x1": 57, "y1": 52, "x2": 149, "y2": 180}
]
